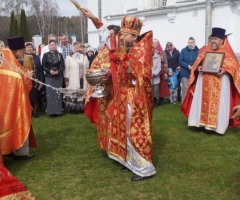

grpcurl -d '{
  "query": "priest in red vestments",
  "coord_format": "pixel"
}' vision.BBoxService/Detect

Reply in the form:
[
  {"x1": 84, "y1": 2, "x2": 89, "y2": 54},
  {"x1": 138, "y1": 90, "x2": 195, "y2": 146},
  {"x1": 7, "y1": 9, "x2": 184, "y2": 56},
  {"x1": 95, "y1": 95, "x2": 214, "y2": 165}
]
[
  {"x1": 85, "y1": 25, "x2": 120, "y2": 157},
  {"x1": 83, "y1": 9, "x2": 156, "y2": 181},
  {"x1": 84, "y1": 43, "x2": 113, "y2": 155},
  {"x1": 0, "y1": 36, "x2": 37, "y2": 160},
  {"x1": 181, "y1": 27, "x2": 240, "y2": 134},
  {"x1": 0, "y1": 154, "x2": 35, "y2": 199}
]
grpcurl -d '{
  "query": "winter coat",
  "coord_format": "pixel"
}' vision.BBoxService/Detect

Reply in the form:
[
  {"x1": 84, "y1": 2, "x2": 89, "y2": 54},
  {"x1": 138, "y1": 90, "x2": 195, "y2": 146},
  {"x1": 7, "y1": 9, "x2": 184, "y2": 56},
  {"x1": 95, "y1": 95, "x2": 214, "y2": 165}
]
[
  {"x1": 152, "y1": 53, "x2": 161, "y2": 85},
  {"x1": 178, "y1": 45, "x2": 199, "y2": 78},
  {"x1": 167, "y1": 70, "x2": 179, "y2": 90},
  {"x1": 164, "y1": 48, "x2": 180, "y2": 72},
  {"x1": 64, "y1": 52, "x2": 89, "y2": 90}
]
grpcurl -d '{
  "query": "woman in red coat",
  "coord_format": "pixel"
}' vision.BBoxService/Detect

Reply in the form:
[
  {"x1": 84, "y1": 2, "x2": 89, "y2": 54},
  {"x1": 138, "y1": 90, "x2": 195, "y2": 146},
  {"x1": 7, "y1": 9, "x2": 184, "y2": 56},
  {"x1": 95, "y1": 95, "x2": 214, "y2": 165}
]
[{"x1": 153, "y1": 39, "x2": 169, "y2": 105}]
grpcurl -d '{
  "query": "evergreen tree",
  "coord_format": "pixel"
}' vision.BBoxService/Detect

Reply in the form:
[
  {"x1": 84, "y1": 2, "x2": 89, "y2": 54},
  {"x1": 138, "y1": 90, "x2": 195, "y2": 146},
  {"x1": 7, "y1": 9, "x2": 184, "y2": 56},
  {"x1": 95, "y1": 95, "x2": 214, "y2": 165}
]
[
  {"x1": 9, "y1": 11, "x2": 15, "y2": 36},
  {"x1": 18, "y1": 9, "x2": 30, "y2": 42},
  {"x1": 12, "y1": 18, "x2": 19, "y2": 36}
]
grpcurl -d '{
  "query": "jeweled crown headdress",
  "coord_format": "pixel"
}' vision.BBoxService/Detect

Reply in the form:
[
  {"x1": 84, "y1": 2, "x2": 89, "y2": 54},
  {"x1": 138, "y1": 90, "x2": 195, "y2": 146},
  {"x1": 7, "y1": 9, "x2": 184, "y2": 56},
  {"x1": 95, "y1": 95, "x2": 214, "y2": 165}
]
[{"x1": 120, "y1": 16, "x2": 142, "y2": 35}]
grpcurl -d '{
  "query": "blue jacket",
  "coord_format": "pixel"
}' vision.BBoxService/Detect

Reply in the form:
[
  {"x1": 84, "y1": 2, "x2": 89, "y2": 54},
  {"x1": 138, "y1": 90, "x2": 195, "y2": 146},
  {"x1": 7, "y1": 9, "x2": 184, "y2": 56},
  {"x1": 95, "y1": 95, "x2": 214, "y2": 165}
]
[
  {"x1": 167, "y1": 71, "x2": 179, "y2": 90},
  {"x1": 178, "y1": 45, "x2": 199, "y2": 78}
]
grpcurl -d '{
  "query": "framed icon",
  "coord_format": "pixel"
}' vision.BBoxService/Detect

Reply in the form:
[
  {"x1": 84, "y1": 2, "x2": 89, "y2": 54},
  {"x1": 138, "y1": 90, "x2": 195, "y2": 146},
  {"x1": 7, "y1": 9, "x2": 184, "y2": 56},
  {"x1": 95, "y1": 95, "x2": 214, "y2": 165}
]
[{"x1": 201, "y1": 52, "x2": 225, "y2": 73}]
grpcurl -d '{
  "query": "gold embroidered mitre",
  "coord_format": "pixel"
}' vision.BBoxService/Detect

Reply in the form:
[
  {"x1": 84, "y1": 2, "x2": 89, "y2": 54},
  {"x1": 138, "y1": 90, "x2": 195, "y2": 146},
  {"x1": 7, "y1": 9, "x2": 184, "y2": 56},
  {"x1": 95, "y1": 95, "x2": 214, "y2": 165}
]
[{"x1": 120, "y1": 16, "x2": 142, "y2": 35}]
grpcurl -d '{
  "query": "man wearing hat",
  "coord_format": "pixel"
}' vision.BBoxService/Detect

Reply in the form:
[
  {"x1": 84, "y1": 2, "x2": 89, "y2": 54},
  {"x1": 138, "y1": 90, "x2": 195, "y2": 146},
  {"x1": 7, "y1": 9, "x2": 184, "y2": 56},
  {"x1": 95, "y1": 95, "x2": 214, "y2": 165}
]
[
  {"x1": 181, "y1": 27, "x2": 240, "y2": 135},
  {"x1": 83, "y1": 9, "x2": 156, "y2": 181},
  {"x1": 0, "y1": 36, "x2": 37, "y2": 160}
]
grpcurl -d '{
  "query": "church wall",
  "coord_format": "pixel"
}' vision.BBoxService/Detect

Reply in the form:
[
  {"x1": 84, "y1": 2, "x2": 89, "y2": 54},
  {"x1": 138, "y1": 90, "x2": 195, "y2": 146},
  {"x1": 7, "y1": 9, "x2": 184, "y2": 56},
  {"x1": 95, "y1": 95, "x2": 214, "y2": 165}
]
[{"x1": 87, "y1": 0, "x2": 240, "y2": 55}]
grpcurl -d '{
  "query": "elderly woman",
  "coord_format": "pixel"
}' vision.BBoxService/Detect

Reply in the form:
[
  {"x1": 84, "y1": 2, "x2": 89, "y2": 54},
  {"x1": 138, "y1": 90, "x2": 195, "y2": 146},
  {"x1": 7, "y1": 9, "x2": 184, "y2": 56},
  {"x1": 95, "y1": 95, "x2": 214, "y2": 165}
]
[
  {"x1": 153, "y1": 38, "x2": 169, "y2": 106},
  {"x1": 86, "y1": 47, "x2": 96, "y2": 68},
  {"x1": 152, "y1": 47, "x2": 161, "y2": 107},
  {"x1": 42, "y1": 40, "x2": 65, "y2": 117},
  {"x1": 64, "y1": 42, "x2": 89, "y2": 113},
  {"x1": 0, "y1": 40, "x2": 5, "y2": 64},
  {"x1": 25, "y1": 42, "x2": 44, "y2": 118}
]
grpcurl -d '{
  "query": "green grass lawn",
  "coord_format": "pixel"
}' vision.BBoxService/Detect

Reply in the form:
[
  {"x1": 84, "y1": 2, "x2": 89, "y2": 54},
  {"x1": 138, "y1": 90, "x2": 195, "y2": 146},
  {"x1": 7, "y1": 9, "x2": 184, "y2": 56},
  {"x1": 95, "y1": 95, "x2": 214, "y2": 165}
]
[{"x1": 4, "y1": 102, "x2": 240, "y2": 200}]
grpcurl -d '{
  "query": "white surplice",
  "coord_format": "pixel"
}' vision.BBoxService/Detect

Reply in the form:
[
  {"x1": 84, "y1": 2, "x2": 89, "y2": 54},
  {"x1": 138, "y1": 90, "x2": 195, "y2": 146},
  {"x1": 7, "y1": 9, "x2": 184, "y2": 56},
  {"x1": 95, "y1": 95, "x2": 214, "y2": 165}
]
[{"x1": 188, "y1": 73, "x2": 230, "y2": 134}]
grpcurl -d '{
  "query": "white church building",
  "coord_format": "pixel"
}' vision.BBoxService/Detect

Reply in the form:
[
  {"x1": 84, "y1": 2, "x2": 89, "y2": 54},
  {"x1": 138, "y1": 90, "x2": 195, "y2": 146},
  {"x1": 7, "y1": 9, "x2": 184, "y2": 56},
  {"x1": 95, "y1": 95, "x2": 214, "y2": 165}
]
[{"x1": 87, "y1": 0, "x2": 240, "y2": 58}]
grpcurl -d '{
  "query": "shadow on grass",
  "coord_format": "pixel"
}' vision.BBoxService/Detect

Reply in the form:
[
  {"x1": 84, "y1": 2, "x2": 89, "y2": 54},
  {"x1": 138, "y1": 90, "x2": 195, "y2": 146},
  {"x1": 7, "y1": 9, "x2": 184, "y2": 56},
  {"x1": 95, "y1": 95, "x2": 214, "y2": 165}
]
[
  {"x1": 4, "y1": 103, "x2": 240, "y2": 199},
  {"x1": 3, "y1": 126, "x2": 71, "y2": 174},
  {"x1": 228, "y1": 167, "x2": 240, "y2": 197}
]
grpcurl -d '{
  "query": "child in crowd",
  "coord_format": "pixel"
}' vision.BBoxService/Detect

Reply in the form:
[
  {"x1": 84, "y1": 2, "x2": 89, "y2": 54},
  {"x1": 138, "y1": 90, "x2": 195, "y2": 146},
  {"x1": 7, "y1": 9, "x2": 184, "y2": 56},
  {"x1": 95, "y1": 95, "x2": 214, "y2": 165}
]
[{"x1": 167, "y1": 67, "x2": 180, "y2": 104}]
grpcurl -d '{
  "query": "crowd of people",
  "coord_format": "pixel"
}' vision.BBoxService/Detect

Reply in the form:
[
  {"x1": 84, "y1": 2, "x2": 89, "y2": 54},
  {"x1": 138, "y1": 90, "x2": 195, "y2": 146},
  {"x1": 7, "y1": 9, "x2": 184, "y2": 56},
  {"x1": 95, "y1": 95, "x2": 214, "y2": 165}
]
[
  {"x1": 81, "y1": 7, "x2": 240, "y2": 183},
  {"x1": 1, "y1": 34, "x2": 100, "y2": 117},
  {"x1": 1, "y1": 6, "x2": 240, "y2": 198},
  {"x1": 0, "y1": 27, "x2": 202, "y2": 120},
  {"x1": 0, "y1": 28, "x2": 205, "y2": 121},
  {"x1": 150, "y1": 37, "x2": 199, "y2": 106},
  {"x1": 0, "y1": 34, "x2": 99, "y2": 198}
]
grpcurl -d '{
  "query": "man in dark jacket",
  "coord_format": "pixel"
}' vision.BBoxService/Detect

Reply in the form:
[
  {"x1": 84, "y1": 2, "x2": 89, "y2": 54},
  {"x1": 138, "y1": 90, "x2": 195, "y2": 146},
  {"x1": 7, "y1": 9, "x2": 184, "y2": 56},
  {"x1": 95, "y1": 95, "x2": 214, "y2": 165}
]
[{"x1": 179, "y1": 37, "x2": 199, "y2": 103}]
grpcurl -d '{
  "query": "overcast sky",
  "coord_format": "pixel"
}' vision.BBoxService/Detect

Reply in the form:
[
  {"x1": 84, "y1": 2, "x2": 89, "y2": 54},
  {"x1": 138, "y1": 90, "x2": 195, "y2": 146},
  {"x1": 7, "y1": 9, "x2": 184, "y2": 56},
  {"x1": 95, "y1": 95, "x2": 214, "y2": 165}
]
[{"x1": 57, "y1": 0, "x2": 87, "y2": 17}]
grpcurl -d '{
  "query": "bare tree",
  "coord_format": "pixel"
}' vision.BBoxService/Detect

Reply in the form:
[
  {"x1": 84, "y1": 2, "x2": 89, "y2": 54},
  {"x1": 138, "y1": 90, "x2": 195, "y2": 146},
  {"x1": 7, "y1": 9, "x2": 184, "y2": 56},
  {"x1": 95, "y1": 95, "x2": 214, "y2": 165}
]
[
  {"x1": 0, "y1": 15, "x2": 10, "y2": 43},
  {"x1": 0, "y1": 0, "x2": 29, "y2": 18},
  {"x1": 29, "y1": 0, "x2": 60, "y2": 38},
  {"x1": 0, "y1": 0, "x2": 88, "y2": 44},
  {"x1": 67, "y1": 15, "x2": 88, "y2": 43},
  {"x1": 81, "y1": 14, "x2": 88, "y2": 43}
]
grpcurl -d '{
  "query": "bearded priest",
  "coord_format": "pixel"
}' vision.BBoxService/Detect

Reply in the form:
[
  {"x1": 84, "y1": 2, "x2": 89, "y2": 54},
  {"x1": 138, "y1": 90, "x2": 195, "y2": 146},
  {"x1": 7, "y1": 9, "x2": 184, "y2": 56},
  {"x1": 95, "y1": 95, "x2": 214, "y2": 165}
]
[
  {"x1": 0, "y1": 36, "x2": 37, "y2": 160},
  {"x1": 83, "y1": 9, "x2": 156, "y2": 181},
  {"x1": 181, "y1": 28, "x2": 240, "y2": 135}
]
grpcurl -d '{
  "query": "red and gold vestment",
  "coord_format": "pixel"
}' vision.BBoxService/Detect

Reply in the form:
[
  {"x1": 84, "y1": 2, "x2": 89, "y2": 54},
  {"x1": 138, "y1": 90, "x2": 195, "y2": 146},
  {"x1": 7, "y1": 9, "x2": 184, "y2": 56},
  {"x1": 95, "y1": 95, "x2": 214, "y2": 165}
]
[
  {"x1": 85, "y1": 46, "x2": 113, "y2": 151},
  {"x1": 85, "y1": 18, "x2": 154, "y2": 162},
  {"x1": 0, "y1": 49, "x2": 37, "y2": 155},
  {"x1": 181, "y1": 38, "x2": 240, "y2": 128},
  {"x1": 0, "y1": 154, "x2": 35, "y2": 199}
]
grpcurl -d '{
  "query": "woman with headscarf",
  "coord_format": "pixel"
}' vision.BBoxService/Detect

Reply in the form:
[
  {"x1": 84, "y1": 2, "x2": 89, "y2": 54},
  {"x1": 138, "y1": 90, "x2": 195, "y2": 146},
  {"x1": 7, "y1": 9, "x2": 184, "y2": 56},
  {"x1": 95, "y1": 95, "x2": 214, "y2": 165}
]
[
  {"x1": 153, "y1": 39, "x2": 169, "y2": 106},
  {"x1": 86, "y1": 47, "x2": 96, "y2": 68},
  {"x1": 42, "y1": 40, "x2": 65, "y2": 117},
  {"x1": 164, "y1": 42, "x2": 181, "y2": 101},
  {"x1": 151, "y1": 47, "x2": 161, "y2": 107},
  {"x1": 64, "y1": 42, "x2": 89, "y2": 113}
]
